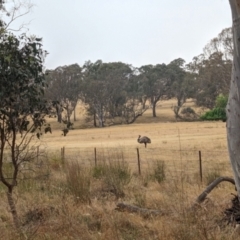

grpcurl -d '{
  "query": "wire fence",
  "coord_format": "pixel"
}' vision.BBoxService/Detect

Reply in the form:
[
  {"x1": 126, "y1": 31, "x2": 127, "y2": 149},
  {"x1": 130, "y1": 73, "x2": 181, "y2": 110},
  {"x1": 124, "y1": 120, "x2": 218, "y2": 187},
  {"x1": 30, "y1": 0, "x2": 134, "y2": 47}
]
[{"x1": 48, "y1": 145, "x2": 232, "y2": 183}]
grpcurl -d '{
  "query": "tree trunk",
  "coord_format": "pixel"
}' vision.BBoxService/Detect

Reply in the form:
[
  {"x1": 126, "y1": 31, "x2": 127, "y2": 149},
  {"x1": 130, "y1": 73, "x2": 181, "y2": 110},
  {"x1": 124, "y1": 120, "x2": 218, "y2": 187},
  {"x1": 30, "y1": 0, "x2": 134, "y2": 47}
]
[
  {"x1": 142, "y1": 96, "x2": 147, "y2": 109},
  {"x1": 98, "y1": 117, "x2": 104, "y2": 128},
  {"x1": 67, "y1": 108, "x2": 71, "y2": 124},
  {"x1": 74, "y1": 107, "x2": 76, "y2": 121},
  {"x1": 7, "y1": 189, "x2": 20, "y2": 229},
  {"x1": 93, "y1": 112, "x2": 97, "y2": 127},
  {"x1": 96, "y1": 106, "x2": 104, "y2": 127},
  {"x1": 56, "y1": 103, "x2": 62, "y2": 123},
  {"x1": 152, "y1": 101, "x2": 157, "y2": 117},
  {"x1": 173, "y1": 106, "x2": 180, "y2": 119},
  {"x1": 227, "y1": 0, "x2": 240, "y2": 200}
]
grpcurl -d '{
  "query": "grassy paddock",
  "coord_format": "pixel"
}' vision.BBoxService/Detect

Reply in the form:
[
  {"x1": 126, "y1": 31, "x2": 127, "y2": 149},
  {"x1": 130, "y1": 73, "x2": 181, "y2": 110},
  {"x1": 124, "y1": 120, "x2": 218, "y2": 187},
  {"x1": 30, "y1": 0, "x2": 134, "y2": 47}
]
[
  {"x1": 40, "y1": 119, "x2": 231, "y2": 181},
  {"x1": 0, "y1": 100, "x2": 237, "y2": 239}
]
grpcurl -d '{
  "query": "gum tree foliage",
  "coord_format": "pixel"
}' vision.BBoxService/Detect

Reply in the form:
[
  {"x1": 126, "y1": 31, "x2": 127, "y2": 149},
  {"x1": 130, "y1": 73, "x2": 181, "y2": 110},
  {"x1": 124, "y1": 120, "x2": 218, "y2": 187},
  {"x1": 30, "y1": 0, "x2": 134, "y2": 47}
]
[
  {"x1": 203, "y1": 27, "x2": 233, "y2": 61},
  {"x1": 187, "y1": 28, "x2": 232, "y2": 109},
  {"x1": 193, "y1": 52, "x2": 231, "y2": 109},
  {"x1": 82, "y1": 60, "x2": 122, "y2": 127},
  {"x1": 0, "y1": 30, "x2": 49, "y2": 228},
  {"x1": 167, "y1": 58, "x2": 196, "y2": 119},
  {"x1": 45, "y1": 64, "x2": 82, "y2": 126},
  {"x1": 138, "y1": 64, "x2": 169, "y2": 118},
  {"x1": 138, "y1": 59, "x2": 187, "y2": 118},
  {"x1": 81, "y1": 60, "x2": 149, "y2": 127},
  {"x1": 122, "y1": 68, "x2": 151, "y2": 124}
]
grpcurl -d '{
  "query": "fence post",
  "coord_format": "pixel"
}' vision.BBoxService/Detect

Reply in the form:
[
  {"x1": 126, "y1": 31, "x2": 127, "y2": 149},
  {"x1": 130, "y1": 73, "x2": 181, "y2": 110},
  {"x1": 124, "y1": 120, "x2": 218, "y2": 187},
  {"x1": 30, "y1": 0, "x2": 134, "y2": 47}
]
[
  {"x1": 94, "y1": 147, "x2": 97, "y2": 166},
  {"x1": 199, "y1": 150, "x2": 203, "y2": 182},
  {"x1": 136, "y1": 148, "x2": 141, "y2": 175}
]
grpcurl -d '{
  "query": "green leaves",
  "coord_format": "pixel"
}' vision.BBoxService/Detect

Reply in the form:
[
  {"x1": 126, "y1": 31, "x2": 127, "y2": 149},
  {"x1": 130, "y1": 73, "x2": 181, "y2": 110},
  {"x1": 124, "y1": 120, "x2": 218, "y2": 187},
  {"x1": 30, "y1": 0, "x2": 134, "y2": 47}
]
[
  {"x1": 0, "y1": 31, "x2": 49, "y2": 139},
  {"x1": 44, "y1": 64, "x2": 82, "y2": 129},
  {"x1": 81, "y1": 61, "x2": 143, "y2": 125},
  {"x1": 200, "y1": 94, "x2": 228, "y2": 122}
]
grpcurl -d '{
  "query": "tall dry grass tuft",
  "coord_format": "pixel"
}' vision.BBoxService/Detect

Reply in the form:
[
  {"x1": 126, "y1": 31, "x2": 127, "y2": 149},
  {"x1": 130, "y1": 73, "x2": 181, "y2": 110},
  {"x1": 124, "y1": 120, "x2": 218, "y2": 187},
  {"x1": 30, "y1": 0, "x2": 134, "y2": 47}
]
[
  {"x1": 93, "y1": 160, "x2": 131, "y2": 199},
  {"x1": 151, "y1": 160, "x2": 166, "y2": 183},
  {"x1": 65, "y1": 160, "x2": 91, "y2": 204},
  {"x1": 205, "y1": 170, "x2": 222, "y2": 186}
]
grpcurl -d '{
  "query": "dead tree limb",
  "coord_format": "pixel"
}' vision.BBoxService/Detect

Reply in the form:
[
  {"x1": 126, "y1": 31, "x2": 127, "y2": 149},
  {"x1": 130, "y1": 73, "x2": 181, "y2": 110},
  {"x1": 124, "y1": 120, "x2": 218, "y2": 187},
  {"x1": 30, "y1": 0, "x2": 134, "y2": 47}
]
[
  {"x1": 192, "y1": 176, "x2": 235, "y2": 208},
  {"x1": 115, "y1": 177, "x2": 236, "y2": 217}
]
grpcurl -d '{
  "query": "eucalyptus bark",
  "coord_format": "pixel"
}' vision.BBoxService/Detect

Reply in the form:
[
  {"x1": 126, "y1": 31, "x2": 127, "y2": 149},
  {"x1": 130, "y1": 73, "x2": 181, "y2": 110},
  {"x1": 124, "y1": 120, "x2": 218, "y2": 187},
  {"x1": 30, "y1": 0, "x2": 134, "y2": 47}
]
[{"x1": 227, "y1": 0, "x2": 240, "y2": 200}]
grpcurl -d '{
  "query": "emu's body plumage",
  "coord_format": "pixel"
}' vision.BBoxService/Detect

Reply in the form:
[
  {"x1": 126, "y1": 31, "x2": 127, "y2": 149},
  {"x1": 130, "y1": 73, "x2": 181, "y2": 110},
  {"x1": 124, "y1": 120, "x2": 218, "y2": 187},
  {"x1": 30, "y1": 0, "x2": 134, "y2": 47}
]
[{"x1": 137, "y1": 135, "x2": 151, "y2": 148}]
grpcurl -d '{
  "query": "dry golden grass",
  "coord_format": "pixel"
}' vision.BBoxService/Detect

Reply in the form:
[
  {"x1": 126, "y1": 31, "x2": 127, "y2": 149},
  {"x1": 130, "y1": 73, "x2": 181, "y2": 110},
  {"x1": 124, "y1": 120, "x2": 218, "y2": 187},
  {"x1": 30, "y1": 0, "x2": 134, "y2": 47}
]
[
  {"x1": 41, "y1": 99, "x2": 225, "y2": 151},
  {"x1": 0, "y1": 99, "x2": 237, "y2": 239}
]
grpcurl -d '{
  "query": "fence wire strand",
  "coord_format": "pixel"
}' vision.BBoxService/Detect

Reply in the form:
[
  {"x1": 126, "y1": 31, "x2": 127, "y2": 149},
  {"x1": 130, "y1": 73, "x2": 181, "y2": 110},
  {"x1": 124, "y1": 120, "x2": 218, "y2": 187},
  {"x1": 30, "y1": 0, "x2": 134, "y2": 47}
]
[{"x1": 47, "y1": 145, "x2": 232, "y2": 182}]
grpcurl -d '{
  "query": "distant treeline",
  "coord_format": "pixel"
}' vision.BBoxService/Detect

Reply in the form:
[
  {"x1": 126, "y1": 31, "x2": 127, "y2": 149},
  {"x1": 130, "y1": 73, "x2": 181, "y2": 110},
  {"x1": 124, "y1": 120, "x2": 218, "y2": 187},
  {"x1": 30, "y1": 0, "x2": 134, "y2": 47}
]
[{"x1": 44, "y1": 27, "x2": 232, "y2": 127}]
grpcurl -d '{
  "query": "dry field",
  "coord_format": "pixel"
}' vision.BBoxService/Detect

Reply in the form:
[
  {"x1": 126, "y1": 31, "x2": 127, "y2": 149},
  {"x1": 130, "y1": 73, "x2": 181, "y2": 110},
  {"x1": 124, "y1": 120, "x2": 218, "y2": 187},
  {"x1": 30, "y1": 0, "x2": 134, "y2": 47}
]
[
  {"x1": 0, "y1": 99, "x2": 237, "y2": 239},
  {"x1": 41, "y1": 99, "x2": 230, "y2": 177},
  {"x1": 41, "y1": 99, "x2": 226, "y2": 151}
]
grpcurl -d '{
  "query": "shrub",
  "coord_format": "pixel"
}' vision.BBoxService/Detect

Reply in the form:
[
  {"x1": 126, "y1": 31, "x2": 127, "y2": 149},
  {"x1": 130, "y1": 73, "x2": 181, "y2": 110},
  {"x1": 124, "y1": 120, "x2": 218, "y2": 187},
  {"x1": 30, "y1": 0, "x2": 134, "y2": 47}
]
[
  {"x1": 200, "y1": 107, "x2": 227, "y2": 121},
  {"x1": 180, "y1": 107, "x2": 198, "y2": 120},
  {"x1": 181, "y1": 107, "x2": 196, "y2": 115},
  {"x1": 201, "y1": 94, "x2": 228, "y2": 121},
  {"x1": 215, "y1": 94, "x2": 228, "y2": 108}
]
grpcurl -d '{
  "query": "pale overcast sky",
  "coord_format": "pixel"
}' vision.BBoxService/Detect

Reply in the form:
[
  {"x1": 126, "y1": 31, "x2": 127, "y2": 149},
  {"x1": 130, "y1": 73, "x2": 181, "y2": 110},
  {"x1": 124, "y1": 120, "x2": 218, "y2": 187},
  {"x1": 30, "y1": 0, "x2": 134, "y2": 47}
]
[{"x1": 8, "y1": 0, "x2": 231, "y2": 70}]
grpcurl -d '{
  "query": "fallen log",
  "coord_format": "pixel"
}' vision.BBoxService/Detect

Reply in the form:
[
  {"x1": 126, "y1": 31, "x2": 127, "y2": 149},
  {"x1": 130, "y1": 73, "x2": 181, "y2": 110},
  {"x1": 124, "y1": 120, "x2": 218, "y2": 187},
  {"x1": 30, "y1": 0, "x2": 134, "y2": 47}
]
[{"x1": 115, "y1": 202, "x2": 167, "y2": 216}]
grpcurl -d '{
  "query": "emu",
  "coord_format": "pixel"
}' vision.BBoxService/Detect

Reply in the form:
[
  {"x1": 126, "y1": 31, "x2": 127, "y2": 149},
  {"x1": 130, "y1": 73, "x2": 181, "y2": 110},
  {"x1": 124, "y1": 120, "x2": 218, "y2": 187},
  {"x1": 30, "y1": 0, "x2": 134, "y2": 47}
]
[{"x1": 137, "y1": 135, "x2": 151, "y2": 148}]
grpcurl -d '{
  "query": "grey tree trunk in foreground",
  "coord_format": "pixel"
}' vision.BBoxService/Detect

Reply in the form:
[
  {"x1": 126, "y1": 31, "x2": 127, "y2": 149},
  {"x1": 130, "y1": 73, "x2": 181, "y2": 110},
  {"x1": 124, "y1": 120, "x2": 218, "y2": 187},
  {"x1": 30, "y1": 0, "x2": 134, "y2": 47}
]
[{"x1": 227, "y1": 0, "x2": 240, "y2": 200}]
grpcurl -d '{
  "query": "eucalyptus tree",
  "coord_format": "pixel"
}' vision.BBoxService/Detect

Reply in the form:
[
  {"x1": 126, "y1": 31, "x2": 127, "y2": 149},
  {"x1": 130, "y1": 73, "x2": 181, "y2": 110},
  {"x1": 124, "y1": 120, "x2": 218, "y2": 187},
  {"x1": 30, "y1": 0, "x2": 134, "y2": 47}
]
[
  {"x1": 120, "y1": 68, "x2": 150, "y2": 124},
  {"x1": 186, "y1": 27, "x2": 232, "y2": 109},
  {"x1": 188, "y1": 51, "x2": 231, "y2": 109},
  {"x1": 45, "y1": 64, "x2": 82, "y2": 125},
  {"x1": 203, "y1": 27, "x2": 233, "y2": 61},
  {"x1": 81, "y1": 60, "x2": 146, "y2": 126},
  {"x1": 138, "y1": 64, "x2": 168, "y2": 117},
  {"x1": 82, "y1": 60, "x2": 125, "y2": 127},
  {"x1": 167, "y1": 58, "x2": 196, "y2": 119},
  {"x1": 0, "y1": 31, "x2": 49, "y2": 228},
  {"x1": 139, "y1": 60, "x2": 185, "y2": 118}
]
